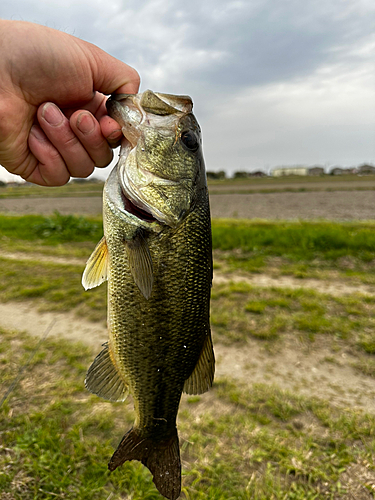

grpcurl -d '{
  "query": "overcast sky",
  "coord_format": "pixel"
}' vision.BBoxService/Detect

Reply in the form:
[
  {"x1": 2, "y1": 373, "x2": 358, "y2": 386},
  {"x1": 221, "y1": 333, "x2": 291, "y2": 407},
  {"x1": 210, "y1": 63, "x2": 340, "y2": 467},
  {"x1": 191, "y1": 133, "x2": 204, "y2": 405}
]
[{"x1": 1, "y1": 0, "x2": 374, "y2": 182}]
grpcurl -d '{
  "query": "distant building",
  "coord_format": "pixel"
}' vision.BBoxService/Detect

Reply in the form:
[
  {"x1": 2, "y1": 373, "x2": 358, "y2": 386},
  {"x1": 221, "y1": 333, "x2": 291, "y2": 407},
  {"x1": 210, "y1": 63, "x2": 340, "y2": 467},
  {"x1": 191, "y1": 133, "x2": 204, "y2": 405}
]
[
  {"x1": 272, "y1": 166, "x2": 308, "y2": 177},
  {"x1": 308, "y1": 166, "x2": 325, "y2": 176},
  {"x1": 330, "y1": 167, "x2": 346, "y2": 175},
  {"x1": 358, "y1": 164, "x2": 375, "y2": 175}
]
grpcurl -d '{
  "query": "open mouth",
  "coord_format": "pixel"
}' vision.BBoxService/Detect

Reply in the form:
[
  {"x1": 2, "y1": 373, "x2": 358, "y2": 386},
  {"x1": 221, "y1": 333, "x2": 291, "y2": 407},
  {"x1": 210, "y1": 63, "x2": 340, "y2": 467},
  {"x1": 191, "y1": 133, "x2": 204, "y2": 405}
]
[{"x1": 120, "y1": 190, "x2": 157, "y2": 223}]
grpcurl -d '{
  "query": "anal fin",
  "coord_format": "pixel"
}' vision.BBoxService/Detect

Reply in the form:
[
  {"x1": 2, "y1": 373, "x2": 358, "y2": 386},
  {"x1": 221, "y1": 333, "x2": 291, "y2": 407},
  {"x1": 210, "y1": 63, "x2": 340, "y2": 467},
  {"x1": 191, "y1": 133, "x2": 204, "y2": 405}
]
[
  {"x1": 82, "y1": 236, "x2": 108, "y2": 290},
  {"x1": 183, "y1": 331, "x2": 215, "y2": 395},
  {"x1": 109, "y1": 426, "x2": 181, "y2": 500},
  {"x1": 85, "y1": 342, "x2": 129, "y2": 402},
  {"x1": 125, "y1": 232, "x2": 153, "y2": 299}
]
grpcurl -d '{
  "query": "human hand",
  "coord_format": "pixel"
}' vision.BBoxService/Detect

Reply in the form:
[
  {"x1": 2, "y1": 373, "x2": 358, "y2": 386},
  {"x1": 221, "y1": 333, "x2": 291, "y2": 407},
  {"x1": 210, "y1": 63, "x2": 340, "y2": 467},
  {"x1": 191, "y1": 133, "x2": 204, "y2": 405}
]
[{"x1": 0, "y1": 20, "x2": 140, "y2": 185}]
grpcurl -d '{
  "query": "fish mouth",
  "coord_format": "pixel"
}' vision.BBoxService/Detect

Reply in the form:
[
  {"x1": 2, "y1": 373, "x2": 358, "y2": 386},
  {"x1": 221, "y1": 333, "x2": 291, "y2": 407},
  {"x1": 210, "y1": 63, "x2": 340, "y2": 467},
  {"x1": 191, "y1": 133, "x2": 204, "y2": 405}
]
[
  {"x1": 114, "y1": 137, "x2": 166, "y2": 224},
  {"x1": 119, "y1": 180, "x2": 157, "y2": 224},
  {"x1": 107, "y1": 92, "x2": 188, "y2": 227}
]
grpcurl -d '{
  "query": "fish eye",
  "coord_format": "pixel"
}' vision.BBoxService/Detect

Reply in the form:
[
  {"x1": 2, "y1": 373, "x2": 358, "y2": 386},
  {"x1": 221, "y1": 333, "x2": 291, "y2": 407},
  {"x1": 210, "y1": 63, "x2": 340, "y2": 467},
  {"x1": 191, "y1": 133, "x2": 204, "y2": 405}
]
[{"x1": 180, "y1": 130, "x2": 200, "y2": 152}]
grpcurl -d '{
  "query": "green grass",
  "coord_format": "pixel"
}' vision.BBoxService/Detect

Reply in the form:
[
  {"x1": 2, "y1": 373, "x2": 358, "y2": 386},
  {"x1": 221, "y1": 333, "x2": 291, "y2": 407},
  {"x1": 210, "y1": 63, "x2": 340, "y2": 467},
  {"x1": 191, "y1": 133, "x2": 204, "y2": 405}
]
[
  {"x1": 0, "y1": 213, "x2": 102, "y2": 243},
  {"x1": 0, "y1": 257, "x2": 106, "y2": 321},
  {"x1": 1, "y1": 327, "x2": 375, "y2": 499},
  {"x1": 211, "y1": 219, "x2": 375, "y2": 282},
  {"x1": 211, "y1": 282, "x2": 375, "y2": 352},
  {"x1": 2, "y1": 215, "x2": 375, "y2": 259},
  {"x1": 211, "y1": 220, "x2": 375, "y2": 260}
]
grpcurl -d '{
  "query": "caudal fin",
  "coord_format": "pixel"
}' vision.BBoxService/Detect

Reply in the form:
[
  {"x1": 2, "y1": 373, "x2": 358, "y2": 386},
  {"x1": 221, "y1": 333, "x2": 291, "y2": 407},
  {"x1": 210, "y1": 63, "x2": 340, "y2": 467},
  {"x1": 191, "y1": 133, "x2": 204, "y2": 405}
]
[{"x1": 108, "y1": 427, "x2": 181, "y2": 500}]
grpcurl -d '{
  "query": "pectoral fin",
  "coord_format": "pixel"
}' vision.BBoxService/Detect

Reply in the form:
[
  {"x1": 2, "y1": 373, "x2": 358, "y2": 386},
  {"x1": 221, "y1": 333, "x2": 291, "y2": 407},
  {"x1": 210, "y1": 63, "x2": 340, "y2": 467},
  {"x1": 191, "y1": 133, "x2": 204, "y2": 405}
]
[
  {"x1": 125, "y1": 233, "x2": 153, "y2": 299},
  {"x1": 82, "y1": 236, "x2": 108, "y2": 290},
  {"x1": 85, "y1": 342, "x2": 129, "y2": 402},
  {"x1": 183, "y1": 332, "x2": 215, "y2": 395}
]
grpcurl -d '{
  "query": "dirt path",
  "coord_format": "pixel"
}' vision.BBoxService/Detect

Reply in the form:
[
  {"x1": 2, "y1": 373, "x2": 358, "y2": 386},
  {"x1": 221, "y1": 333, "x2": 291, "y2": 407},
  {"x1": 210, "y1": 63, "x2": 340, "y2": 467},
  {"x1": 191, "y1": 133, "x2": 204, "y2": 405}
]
[
  {"x1": 1, "y1": 296, "x2": 375, "y2": 414},
  {"x1": 1, "y1": 242, "x2": 375, "y2": 414},
  {"x1": 213, "y1": 272, "x2": 375, "y2": 296}
]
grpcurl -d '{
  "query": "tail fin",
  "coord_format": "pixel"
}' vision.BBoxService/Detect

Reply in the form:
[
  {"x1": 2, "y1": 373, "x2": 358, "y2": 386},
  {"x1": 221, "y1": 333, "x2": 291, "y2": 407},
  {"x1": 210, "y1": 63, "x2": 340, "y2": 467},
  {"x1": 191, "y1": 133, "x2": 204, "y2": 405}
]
[{"x1": 108, "y1": 427, "x2": 181, "y2": 500}]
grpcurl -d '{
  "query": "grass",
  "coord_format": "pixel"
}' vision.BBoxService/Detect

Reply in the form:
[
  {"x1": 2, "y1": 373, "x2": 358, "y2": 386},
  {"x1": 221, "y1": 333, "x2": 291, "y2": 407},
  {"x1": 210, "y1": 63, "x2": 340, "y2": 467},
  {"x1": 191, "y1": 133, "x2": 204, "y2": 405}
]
[
  {"x1": 211, "y1": 219, "x2": 375, "y2": 260},
  {"x1": 1, "y1": 213, "x2": 375, "y2": 497},
  {"x1": 0, "y1": 257, "x2": 106, "y2": 322},
  {"x1": 1, "y1": 327, "x2": 375, "y2": 499},
  {"x1": 211, "y1": 219, "x2": 375, "y2": 283},
  {"x1": 0, "y1": 214, "x2": 374, "y2": 351},
  {"x1": 210, "y1": 282, "x2": 375, "y2": 351},
  {"x1": 1, "y1": 214, "x2": 375, "y2": 282},
  {"x1": 0, "y1": 213, "x2": 102, "y2": 243}
]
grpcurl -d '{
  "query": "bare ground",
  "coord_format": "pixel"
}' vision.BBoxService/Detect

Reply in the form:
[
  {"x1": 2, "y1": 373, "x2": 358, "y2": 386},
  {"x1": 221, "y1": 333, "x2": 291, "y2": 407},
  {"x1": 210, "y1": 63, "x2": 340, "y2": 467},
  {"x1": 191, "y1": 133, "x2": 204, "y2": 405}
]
[
  {"x1": 1, "y1": 189, "x2": 375, "y2": 220},
  {"x1": 1, "y1": 296, "x2": 375, "y2": 414}
]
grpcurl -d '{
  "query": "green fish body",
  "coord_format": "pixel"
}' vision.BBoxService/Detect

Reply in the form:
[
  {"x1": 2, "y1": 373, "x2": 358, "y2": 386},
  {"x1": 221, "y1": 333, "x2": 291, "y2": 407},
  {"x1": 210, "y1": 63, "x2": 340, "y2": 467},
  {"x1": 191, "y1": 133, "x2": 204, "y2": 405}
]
[{"x1": 82, "y1": 91, "x2": 214, "y2": 500}]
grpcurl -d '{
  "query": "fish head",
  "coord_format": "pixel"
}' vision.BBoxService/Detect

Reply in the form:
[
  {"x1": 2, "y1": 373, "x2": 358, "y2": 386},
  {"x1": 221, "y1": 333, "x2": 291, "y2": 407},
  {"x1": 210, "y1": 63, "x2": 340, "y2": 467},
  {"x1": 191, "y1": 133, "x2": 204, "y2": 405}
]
[{"x1": 106, "y1": 90, "x2": 206, "y2": 228}]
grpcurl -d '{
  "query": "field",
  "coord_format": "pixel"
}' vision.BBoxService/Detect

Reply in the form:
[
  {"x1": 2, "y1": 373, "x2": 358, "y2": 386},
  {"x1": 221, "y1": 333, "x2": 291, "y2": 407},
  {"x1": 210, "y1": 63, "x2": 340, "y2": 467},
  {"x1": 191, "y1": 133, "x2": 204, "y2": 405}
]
[
  {"x1": 0, "y1": 176, "x2": 375, "y2": 499},
  {"x1": 1, "y1": 175, "x2": 375, "y2": 220}
]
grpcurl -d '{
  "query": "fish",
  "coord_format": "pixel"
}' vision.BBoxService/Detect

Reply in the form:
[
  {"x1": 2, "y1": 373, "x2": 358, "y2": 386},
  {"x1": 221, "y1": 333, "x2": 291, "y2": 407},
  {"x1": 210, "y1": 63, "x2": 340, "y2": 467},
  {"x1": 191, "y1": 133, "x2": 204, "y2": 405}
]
[{"x1": 81, "y1": 90, "x2": 214, "y2": 500}]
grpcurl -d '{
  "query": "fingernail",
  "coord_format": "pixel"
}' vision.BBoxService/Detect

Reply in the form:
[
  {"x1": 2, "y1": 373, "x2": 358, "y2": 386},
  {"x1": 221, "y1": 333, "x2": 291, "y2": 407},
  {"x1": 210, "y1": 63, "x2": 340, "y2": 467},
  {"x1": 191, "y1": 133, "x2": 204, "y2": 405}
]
[
  {"x1": 30, "y1": 125, "x2": 46, "y2": 141},
  {"x1": 76, "y1": 112, "x2": 95, "y2": 134},
  {"x1": 107, "y1": 129, "x2": 122, "y2": 140},
  {"x1": 42, "y1": 103, "x2": 64, "y2": 126}
]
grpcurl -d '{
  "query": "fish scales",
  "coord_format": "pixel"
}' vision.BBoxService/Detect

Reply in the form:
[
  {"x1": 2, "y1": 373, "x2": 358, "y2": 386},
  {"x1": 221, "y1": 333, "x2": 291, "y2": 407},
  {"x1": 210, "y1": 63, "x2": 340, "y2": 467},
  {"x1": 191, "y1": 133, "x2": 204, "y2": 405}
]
[
  {"x1": 106, "y1": 193, "x2": 211, "y2": 431},
  {"x1": 82, "y1": 90, "x2": 214, "y2": 500}
]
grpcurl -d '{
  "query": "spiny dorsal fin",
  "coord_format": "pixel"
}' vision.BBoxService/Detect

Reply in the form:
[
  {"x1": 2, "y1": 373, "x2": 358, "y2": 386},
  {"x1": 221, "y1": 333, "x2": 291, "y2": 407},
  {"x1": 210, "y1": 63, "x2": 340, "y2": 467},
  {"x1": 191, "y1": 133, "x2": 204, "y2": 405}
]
[
  {"x1": 85, "y1": 342, "x2": 129, "y2": 402},
  {"x1": 183, "y1": 331, "x2": 215, "y2": 395},
  {"x1": 125, "y1": 233, "x2": 153, "y2": 299},
  {"x1": 82, "y1": 236, "x2": 108, "y2": 290}
]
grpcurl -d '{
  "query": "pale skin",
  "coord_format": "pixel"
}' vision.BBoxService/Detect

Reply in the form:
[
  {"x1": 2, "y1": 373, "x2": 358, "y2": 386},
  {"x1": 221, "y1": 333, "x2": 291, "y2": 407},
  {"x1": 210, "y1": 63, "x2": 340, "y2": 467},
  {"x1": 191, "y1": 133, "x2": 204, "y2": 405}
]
[{"x1": 0, "y1": 20, "x2": 140, "y2": 186}]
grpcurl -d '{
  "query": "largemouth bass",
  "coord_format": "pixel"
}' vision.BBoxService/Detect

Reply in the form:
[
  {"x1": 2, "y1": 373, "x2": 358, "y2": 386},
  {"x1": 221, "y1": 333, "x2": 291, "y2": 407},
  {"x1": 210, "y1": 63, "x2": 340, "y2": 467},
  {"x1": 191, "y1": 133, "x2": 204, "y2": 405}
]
[{"x1": 82, "y1": 90, "x2": 214, "y2": 500}]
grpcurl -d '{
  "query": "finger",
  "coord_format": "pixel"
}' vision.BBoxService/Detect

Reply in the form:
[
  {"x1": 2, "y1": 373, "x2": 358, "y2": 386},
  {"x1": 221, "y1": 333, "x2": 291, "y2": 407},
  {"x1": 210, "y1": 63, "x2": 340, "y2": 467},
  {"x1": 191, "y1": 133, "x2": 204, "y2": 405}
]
[
  {"x1": 28, "y1": 125, "x2": 70, "y2": 186},
  {"x1": 85, "y1": 43, "x2": 140, "y2": 95},
  {"x1": 63, "y1": 92, "x2": 107, "y2": 120},
  {"x1": 64, "y1": 92, "x2": 123, "y2": 148},
  {"x1": 99, "y1": 115, "x2": 123, "y2": 149},
  {"x1": 38, "y1": 102, "x2": 95, "y2": 178},
  {"x1": 70, "y1": 110, "x2": 113, "y2": 168}
]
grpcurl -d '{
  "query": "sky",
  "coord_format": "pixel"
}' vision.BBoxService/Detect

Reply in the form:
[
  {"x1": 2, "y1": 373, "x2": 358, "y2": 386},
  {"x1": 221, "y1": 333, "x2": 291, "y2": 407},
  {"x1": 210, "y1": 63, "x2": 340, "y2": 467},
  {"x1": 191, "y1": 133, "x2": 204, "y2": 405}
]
[{"x1": 1, "y1": 0, "x2": 375, "y2": 182}]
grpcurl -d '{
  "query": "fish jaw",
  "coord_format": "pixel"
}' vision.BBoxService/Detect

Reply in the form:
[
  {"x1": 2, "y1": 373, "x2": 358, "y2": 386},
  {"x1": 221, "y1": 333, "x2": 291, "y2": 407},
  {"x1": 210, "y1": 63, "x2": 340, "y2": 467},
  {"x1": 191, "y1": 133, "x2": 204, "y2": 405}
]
[
  {"x1": 103, "y1": 162, "x2": 160, "y2": 229},
  {"x1": 106, "y1": 91, "x2": 205, "y2": 228}
]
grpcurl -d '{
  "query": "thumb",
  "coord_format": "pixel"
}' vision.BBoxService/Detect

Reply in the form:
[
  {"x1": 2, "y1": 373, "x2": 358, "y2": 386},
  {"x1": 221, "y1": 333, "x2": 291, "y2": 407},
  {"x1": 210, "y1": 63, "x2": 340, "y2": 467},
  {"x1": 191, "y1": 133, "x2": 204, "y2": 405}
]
[{"x1": 81, "y1": 40, "x2": 140, "y2": 95}]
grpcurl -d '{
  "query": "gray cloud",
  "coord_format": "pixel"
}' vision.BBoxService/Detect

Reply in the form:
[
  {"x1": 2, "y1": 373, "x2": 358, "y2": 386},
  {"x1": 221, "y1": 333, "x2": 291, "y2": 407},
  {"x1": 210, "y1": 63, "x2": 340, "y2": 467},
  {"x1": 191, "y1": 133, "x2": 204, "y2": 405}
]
[{"x1": 0, "y1": 0, "x2": 374, "y2": 180}]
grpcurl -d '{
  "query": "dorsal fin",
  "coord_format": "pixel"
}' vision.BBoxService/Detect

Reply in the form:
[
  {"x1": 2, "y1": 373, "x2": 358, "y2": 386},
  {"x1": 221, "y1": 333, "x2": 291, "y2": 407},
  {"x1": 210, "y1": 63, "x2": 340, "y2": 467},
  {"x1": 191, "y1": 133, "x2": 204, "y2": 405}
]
[
  {"x1": 82, "y1": 236, "x2": 108, "y2": 290},
  {"x1": 183, "y1": 332, "x2": 215, "y2": 395}
]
